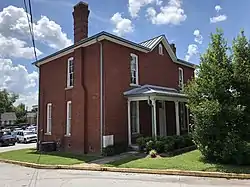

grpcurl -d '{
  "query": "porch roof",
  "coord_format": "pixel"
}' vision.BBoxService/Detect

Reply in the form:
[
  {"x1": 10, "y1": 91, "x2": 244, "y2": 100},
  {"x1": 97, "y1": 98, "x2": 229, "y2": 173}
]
[{"x1": 123, "y1": 84, "x2": 187, "y2": 98}]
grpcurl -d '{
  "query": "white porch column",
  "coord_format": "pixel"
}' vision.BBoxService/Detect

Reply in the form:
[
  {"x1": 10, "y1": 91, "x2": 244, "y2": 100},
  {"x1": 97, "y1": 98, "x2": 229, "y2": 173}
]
[
  {"x1": 151, "y1": 99, "x2": 157, "y2": 139},
  {"x1": 127, "y1": 100, "x2": 132, "y2": 146},
  {"x1": 175, "y1": 101, "x2": 180, "y2": 135}
]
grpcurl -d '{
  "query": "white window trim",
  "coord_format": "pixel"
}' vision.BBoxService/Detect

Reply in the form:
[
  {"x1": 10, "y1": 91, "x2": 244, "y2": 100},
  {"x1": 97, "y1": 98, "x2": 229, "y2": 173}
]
[
  {"x1": 46, "y1": 103, "x2": 52, "y2": 135},
  {"x1": 130, "y1": 53, "x2": 139, "y2": 86},
  {"x1": 132, "y1": 101, "x2": 140, "y2": 134},
  {"x1": 179, "y1": 67, "x2": 184, "y2": 91},
  {"x1": 159, "y1": 44, "x2": 163, "y2": 55},
  {"x1": 67, "y1": 57, "x2": 74, "y2": 88},
  {"x1": 66, "y1": 101, "x2": 72, "y2": 136}
]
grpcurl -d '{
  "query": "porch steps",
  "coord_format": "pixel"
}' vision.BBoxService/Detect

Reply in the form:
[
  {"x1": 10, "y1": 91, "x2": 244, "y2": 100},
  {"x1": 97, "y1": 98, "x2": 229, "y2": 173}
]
[{"x1": 129, "y1": 144, "x2": 139, "y2": 151}]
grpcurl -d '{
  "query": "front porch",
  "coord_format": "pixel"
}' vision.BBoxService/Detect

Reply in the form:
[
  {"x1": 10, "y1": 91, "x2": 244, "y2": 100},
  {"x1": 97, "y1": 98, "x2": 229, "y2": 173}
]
[{"x1": 124, "y1": 85, "x2": 190, "y2": 146}]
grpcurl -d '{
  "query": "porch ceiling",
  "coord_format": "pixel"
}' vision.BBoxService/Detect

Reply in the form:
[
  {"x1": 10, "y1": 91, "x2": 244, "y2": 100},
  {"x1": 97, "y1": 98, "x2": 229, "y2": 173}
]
[{"x1": 123, "y1": 84, "x2": 187, "y2": 101}]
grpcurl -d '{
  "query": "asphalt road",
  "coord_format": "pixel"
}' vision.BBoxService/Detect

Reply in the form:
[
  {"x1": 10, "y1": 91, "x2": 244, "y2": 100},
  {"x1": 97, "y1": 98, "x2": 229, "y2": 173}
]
[
  {"x1": 0, "y1": 142, "x2": 36, "y2": 153},
  {"x1": 0, "y1": 163, "x2": 250, "y2": 187}
]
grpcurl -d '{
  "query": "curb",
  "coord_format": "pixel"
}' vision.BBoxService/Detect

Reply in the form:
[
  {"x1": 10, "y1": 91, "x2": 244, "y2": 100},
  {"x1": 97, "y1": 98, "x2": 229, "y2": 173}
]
[{"x1": 1, "y1": 159, "x2": 250, "y2": 180}]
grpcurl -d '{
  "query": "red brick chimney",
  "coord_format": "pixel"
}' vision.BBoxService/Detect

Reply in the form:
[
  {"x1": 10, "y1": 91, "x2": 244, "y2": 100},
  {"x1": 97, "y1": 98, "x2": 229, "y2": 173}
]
[{"x1": 72, "y1": 2, "x2": 90, "y2": 43}]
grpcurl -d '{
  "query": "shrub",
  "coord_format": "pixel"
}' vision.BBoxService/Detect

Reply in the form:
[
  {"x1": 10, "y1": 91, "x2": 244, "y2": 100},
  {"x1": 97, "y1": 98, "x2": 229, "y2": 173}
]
[
  {"x1": 113, "y1": 142, "x2": 127, "y2": 154},
  {"x1": 164, "y1": 136, "x2": 175, "y2": 152},
  {"x1": 102, "y1": 145, "x2": 115, "y2": 156},
  {"x1": 155, "y1": 140, "x2": 165, "y2": 153},
  {"x1": 149, "y1": 149, "x2": 157, "y2": 158},
  {"x1": 183, "y1": 134, "x2": 194, "y2": 147},
  {"x1": 136, "y1": 137, "x2": 146, "y2": 152},
  {"x1": 145, "y1": 140, "x2": 155, "y2": 153}
]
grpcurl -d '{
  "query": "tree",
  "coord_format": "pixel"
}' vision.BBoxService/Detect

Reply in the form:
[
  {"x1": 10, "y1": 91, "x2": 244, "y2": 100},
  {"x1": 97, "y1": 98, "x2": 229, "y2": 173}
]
[
  {"x1": 0, "y1": 89, "x2": 18, "y2": 114},
  {"x1": 185, "y1": 29, "x2": 250, "y2": 165},
  {"x1": 15, "y1": 103, "x2": 27, "y2": 124}
]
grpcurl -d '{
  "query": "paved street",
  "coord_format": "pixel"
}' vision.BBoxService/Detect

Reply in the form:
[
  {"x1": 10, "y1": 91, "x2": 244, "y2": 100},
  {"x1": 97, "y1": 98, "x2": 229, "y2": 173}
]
[
  {"x1": 0, "y1": 143, "x2": 36, "y2": 153},
  {"x1": 0, "y1": 163, "x2": 250, "y2": 187}
]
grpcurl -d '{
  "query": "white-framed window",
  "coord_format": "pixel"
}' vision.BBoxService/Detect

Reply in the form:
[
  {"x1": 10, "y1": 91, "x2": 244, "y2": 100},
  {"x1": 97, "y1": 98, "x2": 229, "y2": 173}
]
[
  {"x1": 46, "y1": 103, "x2": 52, "y2": 134},
  {"x1": 159, "y1": 44, "x2": 163, "y2": 55},
  {"x1": 131, "y1": 101, "x2": 140, "y2": 134},
  {"x1": 178, "y1": 67, "x2": 184, "y2": 91},
  {"x1": 130, "y1": 53, "x2": 139, "y2": 85},
  {"x1": 67, "y1": 57, "x2": 74, "y2": 88},
  {"x1": 66, "y1": 101, "x2": 72, "y2": 136}
]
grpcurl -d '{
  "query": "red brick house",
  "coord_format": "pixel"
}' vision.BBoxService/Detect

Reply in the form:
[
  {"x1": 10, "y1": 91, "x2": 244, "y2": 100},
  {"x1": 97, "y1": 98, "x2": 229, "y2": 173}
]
[{"x1": 34, "y1": 1, "x2": 195, "y2": 154}]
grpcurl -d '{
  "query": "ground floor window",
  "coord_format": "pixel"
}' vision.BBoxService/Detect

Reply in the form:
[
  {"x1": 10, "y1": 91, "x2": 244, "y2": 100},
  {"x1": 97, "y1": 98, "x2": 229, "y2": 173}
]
[{"x1": 131, "y1": 101, "x2": 139, "y2": 134}]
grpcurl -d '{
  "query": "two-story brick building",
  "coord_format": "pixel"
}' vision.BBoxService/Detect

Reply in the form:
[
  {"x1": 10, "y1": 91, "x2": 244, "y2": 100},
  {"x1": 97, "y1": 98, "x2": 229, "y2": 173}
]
[{"x1": 34, "y1": 1, "x2": 195, "y2": 154}]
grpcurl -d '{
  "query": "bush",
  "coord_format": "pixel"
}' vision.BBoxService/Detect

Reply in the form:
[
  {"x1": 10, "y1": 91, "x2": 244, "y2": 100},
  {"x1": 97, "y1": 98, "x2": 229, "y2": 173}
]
[
  {"x1": 136, "y1": 135, "x2": 194, "y2": 154},
  {"x1": 136, "y1": 137, "x2": 146, "y2": 152},
  {"x1": 102, "y1": 145, "x2": 115, "y2": 156},
  {"x1": 145, "y1": 140, "x2": 155, "y2": 153},
  {"x1": 102, "y1": 142, "x2": 128, "y2": 156},
  {"x1": 149, "y1": 149, "x2": 157, "y2": 158}
]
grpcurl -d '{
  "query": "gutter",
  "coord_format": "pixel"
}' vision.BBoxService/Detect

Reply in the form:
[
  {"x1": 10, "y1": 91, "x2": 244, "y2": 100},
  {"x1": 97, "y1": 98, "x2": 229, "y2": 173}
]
[{"x1": 96, "y1": 37, "x2": 103, "y2": 154}]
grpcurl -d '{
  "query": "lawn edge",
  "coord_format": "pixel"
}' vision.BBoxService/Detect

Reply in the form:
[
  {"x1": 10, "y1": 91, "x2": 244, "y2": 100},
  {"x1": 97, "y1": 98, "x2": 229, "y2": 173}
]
[{"x1": 1, "y1": 158, "x2": 250, "y2": 179}]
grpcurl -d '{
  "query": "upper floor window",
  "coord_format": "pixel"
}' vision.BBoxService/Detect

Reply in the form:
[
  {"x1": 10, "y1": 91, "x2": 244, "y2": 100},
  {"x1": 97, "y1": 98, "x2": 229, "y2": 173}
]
[
  {"x1": 67, "y1": 57, "x2": 74, "y2": 88},
  {"x1": 130, "y1": 53, "x2": 139, "y2": 85},
  {"x1": 46, "y1": 103, "x2": 52, "y2": 134},
  {"x1": 178, "y1": 67, "x2": 184, "y2": 91},
  {"x1": 159, "y1": 44, "x2": 163, "y2": 55}
]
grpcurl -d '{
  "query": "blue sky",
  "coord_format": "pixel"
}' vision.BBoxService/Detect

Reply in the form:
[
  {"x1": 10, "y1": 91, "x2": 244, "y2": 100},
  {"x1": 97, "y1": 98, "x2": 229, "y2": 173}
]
[{"x1": 0, "y1": 0, "x2": 249, "y2": 108}]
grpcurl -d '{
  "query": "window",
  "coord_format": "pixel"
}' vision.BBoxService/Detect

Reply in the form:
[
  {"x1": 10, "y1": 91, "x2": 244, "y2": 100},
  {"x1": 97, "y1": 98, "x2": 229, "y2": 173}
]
[
  {"x1": 130, "y1": 53, "x2": 139, "y2": 85},
  {"x1": 178, "y1": 67, "x2": 184, "y2": 91},
  {"x1": 159, "y1": 44, "x2": 163, "y2": 55},
  {"x1": 179, "y1": 103, "x2": 187, "y2": 130},
  {"x1": 66, "y1": 101, "x2": 72, "y2": 136},
  {"x1": 46, "y1": 103, "x2": 52, "y2": 134},
  {"x1": 67, "y1": 57, "x2": 74, "y2": 87},
  {"x1": 131, "y1": 101, "x2": 139, "y2": 134}
]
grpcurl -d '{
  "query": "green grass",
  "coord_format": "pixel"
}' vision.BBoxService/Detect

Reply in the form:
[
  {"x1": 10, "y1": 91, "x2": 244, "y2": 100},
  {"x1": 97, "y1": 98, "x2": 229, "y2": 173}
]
[
  {"x1": 0, "y1": 149, "x2": 99, "y2": 165},
  {"x1": 106, "y1": 150, "x2": 250, "y2": 174}
]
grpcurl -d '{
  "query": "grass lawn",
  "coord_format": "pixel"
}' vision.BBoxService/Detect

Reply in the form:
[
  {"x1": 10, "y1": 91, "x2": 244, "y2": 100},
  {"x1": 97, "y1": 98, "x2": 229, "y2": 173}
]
[
  {"x1": 106, "y1": 150, "x2": 250, "y2": 174},
  {"x1": 0, "y1": 149, "x2": 99, "y2": 165}
]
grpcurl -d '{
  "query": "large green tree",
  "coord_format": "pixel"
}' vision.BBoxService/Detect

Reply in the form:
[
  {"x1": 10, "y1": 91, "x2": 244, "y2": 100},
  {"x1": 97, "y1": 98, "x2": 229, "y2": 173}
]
[
  {"x1": 185, "y1": 29, "x2": 250, "y2": 165},
  {"x1": 0, "y1": 89, "x2": 18, "y2": 114},
  {"x1": 15, "y1": 103, "x2": 27, "y2": 124}
]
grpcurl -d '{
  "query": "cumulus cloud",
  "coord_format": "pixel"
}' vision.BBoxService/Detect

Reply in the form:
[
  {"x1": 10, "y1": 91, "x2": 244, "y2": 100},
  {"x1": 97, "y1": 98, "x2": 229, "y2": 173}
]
[
  {"x1": 193, "y1": 29, "x2": 203, "y2": 44},
  {"x1": 128, "y1": 0, "x2": 164, "y2": 18},
  {"x1": 215, "y1": 5, "x2": 222, "y2": 12},
  {"x1": 185, "y1": 44, "x2": 198, "y2": 61},
  {"x1": 0, "y1": 34, "x2": 42, "y2": 59},
  {"x1": 210, "y1": 5, "x2": 227, "y2": 23},
  {"x1": 0, "y1": 59, "x2": 38, "y2": 108},
  {"x1": 0, "y1": 5, "x2": 72, "y2": 49},
  {"x1": 110, "y1": 12, "x2": 134, "y2": 36},
  {"x1": 146, "y1": 0, "x2": 187, "y2": 25},
  {"x1": 210, "y1": 15, "x2": 227, "y2": 23}
]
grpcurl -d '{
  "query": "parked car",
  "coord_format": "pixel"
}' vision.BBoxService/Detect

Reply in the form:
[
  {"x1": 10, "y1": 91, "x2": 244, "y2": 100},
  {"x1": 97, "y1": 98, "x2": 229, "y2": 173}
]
[
  {"x1": 16, "y1": 130, "x2": 37, "y2": 143},
  {"x1": 0, "y1": 131, "x2": 16, "y2": 146}
]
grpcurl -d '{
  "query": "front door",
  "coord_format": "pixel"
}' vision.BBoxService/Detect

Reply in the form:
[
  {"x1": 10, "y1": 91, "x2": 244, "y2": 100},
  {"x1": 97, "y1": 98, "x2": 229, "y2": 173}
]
[{"x1": 158, "y1": 101, "x2": 167, "y2": 136}]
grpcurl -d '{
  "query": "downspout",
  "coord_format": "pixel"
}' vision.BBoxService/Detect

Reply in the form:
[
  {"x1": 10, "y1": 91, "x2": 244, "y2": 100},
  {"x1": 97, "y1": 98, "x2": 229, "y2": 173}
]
[{"x1": 96, "y1": 37, "x2": 103, "y2": 154}]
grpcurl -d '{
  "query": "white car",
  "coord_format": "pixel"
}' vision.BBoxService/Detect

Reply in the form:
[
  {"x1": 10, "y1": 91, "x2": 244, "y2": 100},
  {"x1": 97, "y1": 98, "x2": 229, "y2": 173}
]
[{"x1": 16, "y1": 130, "x2": 37, "y2": 143}]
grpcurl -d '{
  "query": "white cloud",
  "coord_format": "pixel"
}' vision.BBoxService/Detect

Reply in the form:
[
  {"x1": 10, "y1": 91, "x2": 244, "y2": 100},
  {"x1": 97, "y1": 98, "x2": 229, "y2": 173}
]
[
  {"x1": 146, "y1": 0, "x2": 187, "y2": 25},
  {"x1": 215, "y1": 5, "x2": 222, "y2": 12},
  {"x1": 185, "y1": 44, "x2": 198, "y2": 61},
  {"x1": 128, "y1": 0, "x2": 164, "y2": 18},
  {"x1": 193, "y1": 29, "x2": 203, "y2": 44},
  {"x1": 0, "y1": 5, "x2": 72, "y2": 50},
  {"x1": 210, "y1": 5, "x2": 227, "y2": 23},
  {"x1": 0, "y1": 34, "x2": 42, "y2": 59},
  {"x1": 0, "y1": 58, "x2": 38, "y2": 108},
  {"x1": 110, "y1": 12, "x2": 134, "y2": 36},
  {"x1": 210, "y1": 15, "x2": 227, "y2": 23}
]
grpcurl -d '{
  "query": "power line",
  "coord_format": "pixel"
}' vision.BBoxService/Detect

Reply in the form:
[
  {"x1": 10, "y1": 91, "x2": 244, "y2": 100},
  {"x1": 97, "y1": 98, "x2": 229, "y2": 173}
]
[{"x1": 23, "y1": 0, "x2": 38, "y2": 61}]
